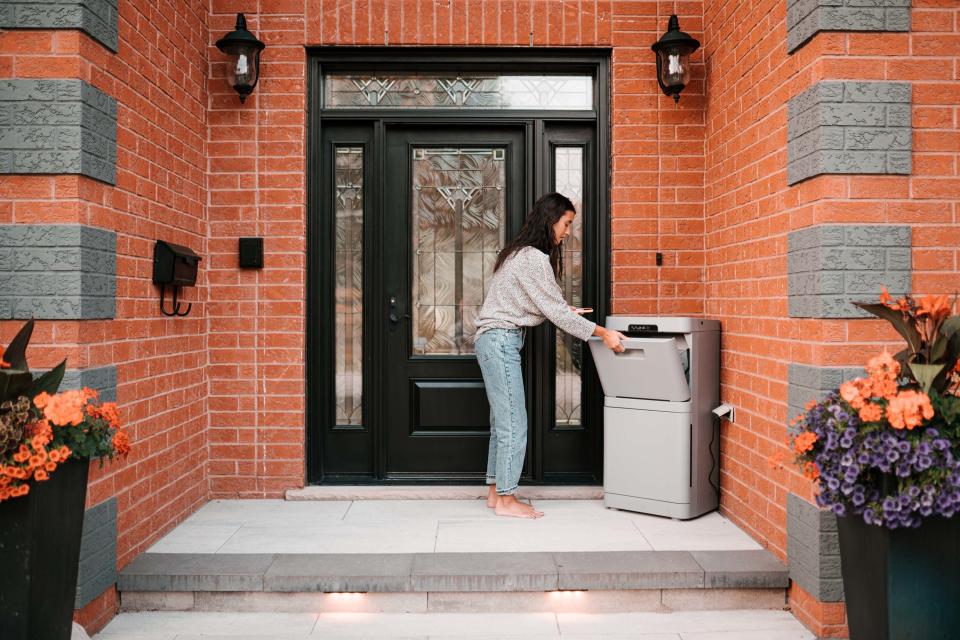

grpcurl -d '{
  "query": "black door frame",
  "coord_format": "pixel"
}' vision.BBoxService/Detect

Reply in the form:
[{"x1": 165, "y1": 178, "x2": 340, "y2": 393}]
[{"x1": 306, "y1": 47, "x2": 612, "y2": 484}]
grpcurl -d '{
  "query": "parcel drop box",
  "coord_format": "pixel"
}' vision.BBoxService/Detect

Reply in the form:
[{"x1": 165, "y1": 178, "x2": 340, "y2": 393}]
[{"x1": 588, "y1": 316, "x2": 721, "y2": 519}]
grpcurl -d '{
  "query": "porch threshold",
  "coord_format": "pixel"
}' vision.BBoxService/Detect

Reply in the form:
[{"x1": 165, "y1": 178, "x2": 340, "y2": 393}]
[{"x1": 286, "y1": 485, "x2": 604, "y2": 501}]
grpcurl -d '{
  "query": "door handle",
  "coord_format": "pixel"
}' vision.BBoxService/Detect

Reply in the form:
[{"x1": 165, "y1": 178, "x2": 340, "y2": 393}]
[{"x1": 388, "y1": 296, "x2": 410, "y2": 324}]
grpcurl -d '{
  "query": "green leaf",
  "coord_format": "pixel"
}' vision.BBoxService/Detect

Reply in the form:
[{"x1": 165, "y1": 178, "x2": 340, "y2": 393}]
[
  {"x1": 1, "y1": 320, "x2": 34, "y2": 370},
  {"x1": 853, "y1": 302, "x2": 922, "y2": 355},
  {"x1": 932, "y1": 332, "x2": 960, "y2": 393},
  {"x1": 0, "y1": 370, "x2": 33, "y2": 404},
  {"x1": 935, "y1": 394, "x2": 960, "y2": 426},
  {"x1": 942, "y1": 316, "x2": 960, "y2": 339},
  {"x1": 30, "y1": 360, "x2": 66, "y2": 397},
  {"x1": 910, "y1": 363, "x2": 945, "y2": 395}
]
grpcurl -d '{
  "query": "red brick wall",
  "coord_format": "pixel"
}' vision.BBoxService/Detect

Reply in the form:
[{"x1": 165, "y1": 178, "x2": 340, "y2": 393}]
[
  {"x1": 205, "y1": 0, "x2": 707, "y2": 497},
  {"x1": 1, "y1": 0, "x2": 210, "y2": 630},
  {"x1": 702, "y1": 0, "x2": 960, "y2": 636}
]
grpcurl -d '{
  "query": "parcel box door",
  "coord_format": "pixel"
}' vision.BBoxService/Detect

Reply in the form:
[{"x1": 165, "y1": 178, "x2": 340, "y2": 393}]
[{"x1": 588, "y1": 337, "x2": 690, "y2": 401}]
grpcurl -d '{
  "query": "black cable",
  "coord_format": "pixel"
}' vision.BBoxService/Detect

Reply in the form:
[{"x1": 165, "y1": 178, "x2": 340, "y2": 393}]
[{"x1": 708, "y1": 414, "x2": 721, "y2": 500}]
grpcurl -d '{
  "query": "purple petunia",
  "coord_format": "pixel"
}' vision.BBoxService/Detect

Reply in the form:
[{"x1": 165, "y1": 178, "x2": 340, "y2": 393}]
[{"x1": 792, "y1": 391, "x2": 960, "y2": 529}]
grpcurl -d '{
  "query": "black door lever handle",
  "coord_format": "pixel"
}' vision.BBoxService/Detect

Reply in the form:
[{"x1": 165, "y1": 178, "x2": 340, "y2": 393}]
[{"x1": 388, "y1": 296, "x2": 410, "y2": 324}]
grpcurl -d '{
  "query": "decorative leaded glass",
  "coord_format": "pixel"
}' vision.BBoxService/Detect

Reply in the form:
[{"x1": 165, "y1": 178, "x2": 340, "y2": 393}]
[
  {"x1": 324, "y1": 74, "x2": 592, "y2": 110},
  {"x1": 412, "y1": 147, "x2": 506, "y2": 356},
  {"x1": 335, "y1": 147, "x2": 363, "y2": 425},
  {"x1": 555, "y1": 147, "x2": 584, "y2": 427}
]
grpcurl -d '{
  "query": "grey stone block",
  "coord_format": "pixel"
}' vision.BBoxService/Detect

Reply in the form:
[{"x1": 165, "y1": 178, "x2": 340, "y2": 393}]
[
  {"x1": 843, "y1": 82, "x2": 911, "y2": 104},
  {"x1": 843, "y1": 225, "x2": 911, "y2": 247},
  {"x1": 554, "y1": 551, "x2": 703, "y2": 590},
  {"x1": 885, "y1": 7, "x2": 910, "y2": 30},
  {"x1": 788, "y1": 224, "x2": 911, "y2": 318},
  {"x1": 0, "y1": 224, "x2": 116, "y2": 320},
  {"x1": 55, "y1": 365, "x2": 117, "y2": 402},
  {"x1": 787, "y1": 493, "x2": 843, "y2": 601},
  {"x1": 886, "y1": 151, "x2": 912, "y2": 174},
  {"x1": 788, "y1": 364, "x2": 864, "y2": 420},
  {"x1": 0, "y1": 80, "x2": 116, "y2": 184},
  {"x1": 690, "y1": 550, "x2": 789, "y2": 589},
  {"x1": 119, "y1": 554, "x2": 276, "y2": 592},
  {"x1": 0, "y1": 0, "x2": 118, "y2": 51},
  {"x1": 844, "y1": 127, "x2": 911, "y2": 151},
  {"x1": 412, "y1": 552, "x2": 558, "y2": 592},
  {"x1": 264, "y1": 554, "x2": 414, "y2": 593},
  {"x1": 821, "y1": 6, "x2": 886, "y2": 30},
  {"x1": 76, "y1": 497, "x2": 117, "y2": 608}
]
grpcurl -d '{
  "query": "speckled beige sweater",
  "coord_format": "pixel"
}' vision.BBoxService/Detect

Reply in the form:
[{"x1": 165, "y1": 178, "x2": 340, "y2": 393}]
[{"x1": 475, "y1": 246, "x2": 596, "y2": 342}]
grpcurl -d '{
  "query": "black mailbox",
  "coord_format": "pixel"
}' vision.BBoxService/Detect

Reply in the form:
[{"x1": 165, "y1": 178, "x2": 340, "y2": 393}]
[
  {"x1": 153, "y1": 240, "x2": 201, "y2": 286},
  {"x1": 153, "y1": 240, "x2": 202, "y2": 316}
]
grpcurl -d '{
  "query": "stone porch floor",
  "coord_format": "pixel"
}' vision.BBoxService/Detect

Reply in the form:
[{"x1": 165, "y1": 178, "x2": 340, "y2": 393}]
[
  {"x1": 141, "y1": 498, "x2": 764, "y2": 554},
  {"x1": 98, "y1": 497, "x2": 813, "y2": 639}
]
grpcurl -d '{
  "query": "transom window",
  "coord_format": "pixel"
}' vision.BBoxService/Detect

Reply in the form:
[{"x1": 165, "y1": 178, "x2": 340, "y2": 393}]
[{"x1": 323, "y1": 73, "x2": 593, "y2": 110}]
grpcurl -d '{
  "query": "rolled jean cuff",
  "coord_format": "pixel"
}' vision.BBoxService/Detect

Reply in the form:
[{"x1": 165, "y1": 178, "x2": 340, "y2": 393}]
[
  {"x1": 485, "y1": 477, "x2": 496, "y2": 485},
  {"x1": 496, "y1": 485, "x2": 518, "y2": 496}
]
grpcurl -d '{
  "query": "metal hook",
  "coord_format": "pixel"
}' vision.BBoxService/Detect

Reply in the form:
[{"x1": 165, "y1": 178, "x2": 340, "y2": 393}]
[{"x1": 160, "y1": 285, "x2": 193, "y2": 317}]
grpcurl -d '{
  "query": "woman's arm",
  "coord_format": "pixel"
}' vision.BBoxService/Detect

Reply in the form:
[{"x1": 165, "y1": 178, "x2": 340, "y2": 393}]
[{"x1": 516, "y1": 251, "x2": 597, "y2": 341}]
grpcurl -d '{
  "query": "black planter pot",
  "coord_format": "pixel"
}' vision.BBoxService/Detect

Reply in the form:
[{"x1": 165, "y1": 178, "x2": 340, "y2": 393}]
[
  {"x1": 838, "y1": 514, "x2": 960, "y2": 640},
  {"x1": 0, "y1": 458, "x2": 90, "y2": 640}
]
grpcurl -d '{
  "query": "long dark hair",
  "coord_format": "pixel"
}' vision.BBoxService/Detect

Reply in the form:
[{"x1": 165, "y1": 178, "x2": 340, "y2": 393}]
[{"x1": 494, "y1": 192, "x2": 575, "y2": 278}]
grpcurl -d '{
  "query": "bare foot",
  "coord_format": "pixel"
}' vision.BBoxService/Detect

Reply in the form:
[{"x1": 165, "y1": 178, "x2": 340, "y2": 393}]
[
  {"x1": 487, "y1": 485, "x2": 497, "y2": 508},
  {"x1": 494, "y1": 494, "x2": 544, "y2": 519}
]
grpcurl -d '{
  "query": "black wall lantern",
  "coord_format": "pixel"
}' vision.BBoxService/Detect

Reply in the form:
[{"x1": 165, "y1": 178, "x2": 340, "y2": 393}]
[
  {"x1": 651, "y1": 15, "x2": 700, "y2": 104},
  {"x1": 215, "y1": 13, "x2": 265, "y2": 103}
]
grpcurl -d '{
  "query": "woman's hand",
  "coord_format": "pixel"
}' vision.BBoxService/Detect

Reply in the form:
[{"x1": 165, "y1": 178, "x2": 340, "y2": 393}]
[{"x1": 594, "y1": 326, "x2": 627, "y2": 353}]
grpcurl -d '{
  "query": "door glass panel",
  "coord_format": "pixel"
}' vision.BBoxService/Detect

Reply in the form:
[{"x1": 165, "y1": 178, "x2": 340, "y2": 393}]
[
  {"x1": 555, "y1": 146, "x2": 584, "y2": 427},
  {"x1": 412, "y1": 147, "x2": 506, "y2": 356},
  {"x1": 335, "y1": 147, "x2": 363, "y2": 425},
  {"x1": 324, "y1": 74, "x2": 592, "y2": 110}
]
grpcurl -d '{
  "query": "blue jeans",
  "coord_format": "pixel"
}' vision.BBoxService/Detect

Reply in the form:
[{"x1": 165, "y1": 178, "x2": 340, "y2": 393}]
[{"x1": 475, "y1": 328, "x2": 527, "y2": 496}]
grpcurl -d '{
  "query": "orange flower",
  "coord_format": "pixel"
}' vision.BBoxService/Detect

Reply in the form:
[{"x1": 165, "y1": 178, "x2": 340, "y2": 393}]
[
  {"x1": 858, "y1": 402, "x2": 883, "y2": 423},
  {"x1": 112, "y1": 430, "x2": 131, "y2": 456},
  {"x1": 37, "y1": 389, "x2": 88, "y2": 426},
  {"x1": 33, "y1": 469, "x2": 48, "y2": 481},
  {"x1": 886, "y1": 390, "x2": 935, "y2": 430},
  {"x1": 866, "y1": 351, "x2": 900, "y2": 379},
  {"x1": 880, "y1": 286, "x2": 894, "y2": 306},
  {"x1": 803, "y1": 461, "x2": 820, "y2": 481},
  {"x1": 33, "y1": 391, "x2": 51, "y2": 408},
  {"x1": 88, "y1": 402, "x2": 121, "y2": 429},
  {"x1": 868, "y1": 377, "x2": 898, "y2": 401},
  {"x1": 0, "y1": 357, "x2": 10, "y2": 369},
  {"x1": 794, "y1": 432, "x2": 818, "y2": 454},
  {"x1": 840, "y1": 381, "x2": 861, "y2": 404},
  {"x1": 44, "y1": 461, "x2": 56, "y2": 472},
  {"x1": 917, "y1": 294, "x2": 951, "y2": 320}
]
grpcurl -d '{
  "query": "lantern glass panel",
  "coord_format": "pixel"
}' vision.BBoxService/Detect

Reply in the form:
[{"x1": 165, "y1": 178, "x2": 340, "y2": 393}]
[
  {"x1": 226, "y1": 46, "x2": 259, "y2": 91},
  {"x1": 658, "y1": 45, "x2": 694, "y2": 89}
]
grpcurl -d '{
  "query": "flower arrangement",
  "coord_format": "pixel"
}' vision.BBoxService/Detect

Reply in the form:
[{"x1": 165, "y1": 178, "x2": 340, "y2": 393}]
[
  {"x1": 0, "y1": 321, "x2": 128, "y2": 503},
  {"x1": 788, "y1": 289, "x2": 960, "y2": 529}
]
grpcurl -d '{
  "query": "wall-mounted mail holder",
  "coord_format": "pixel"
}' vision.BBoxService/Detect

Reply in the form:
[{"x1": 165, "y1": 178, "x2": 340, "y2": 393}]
[{"x1": 153, "y1": 240, "x2": 202, "y2": 317}]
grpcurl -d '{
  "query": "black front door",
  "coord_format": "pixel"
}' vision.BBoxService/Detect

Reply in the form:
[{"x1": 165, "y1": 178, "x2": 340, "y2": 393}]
[{"x1": 382, "y1": 125, "x2": 526, "y2": 478}]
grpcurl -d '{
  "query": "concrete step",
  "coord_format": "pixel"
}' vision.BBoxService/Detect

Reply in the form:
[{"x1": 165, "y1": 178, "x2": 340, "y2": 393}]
[
  {"x1": 285, "y1": 486, "x2": 604, "y2": 501},
  {"x1": 118, "y1": 550, "x2": 788, "y2": 614}
]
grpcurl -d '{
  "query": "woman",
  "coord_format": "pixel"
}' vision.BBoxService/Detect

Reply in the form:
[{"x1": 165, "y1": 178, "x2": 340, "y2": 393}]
[{"x1": 474, "y1": 192, "x2": 627, "y2": 519}]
